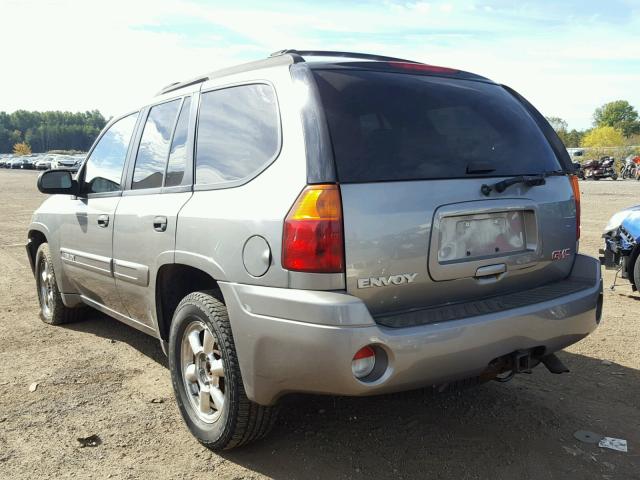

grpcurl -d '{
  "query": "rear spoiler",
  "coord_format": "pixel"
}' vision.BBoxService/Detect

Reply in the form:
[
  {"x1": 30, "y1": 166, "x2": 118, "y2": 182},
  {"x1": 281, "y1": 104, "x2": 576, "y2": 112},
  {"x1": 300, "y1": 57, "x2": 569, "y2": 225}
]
[{"x1": 501, "y1": 85, "x2": 574, "y2": 174}]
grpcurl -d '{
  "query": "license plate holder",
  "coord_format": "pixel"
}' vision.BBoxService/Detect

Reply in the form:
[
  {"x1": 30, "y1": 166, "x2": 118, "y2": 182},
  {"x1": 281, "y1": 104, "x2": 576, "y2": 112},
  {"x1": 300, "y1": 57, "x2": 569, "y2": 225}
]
[{"x1": 438, "y1": 211, "x2": 526, "y2": 263}]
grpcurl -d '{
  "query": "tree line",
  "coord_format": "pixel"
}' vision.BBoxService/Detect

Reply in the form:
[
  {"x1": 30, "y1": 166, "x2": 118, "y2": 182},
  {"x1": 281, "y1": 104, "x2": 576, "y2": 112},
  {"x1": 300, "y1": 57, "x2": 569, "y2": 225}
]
[
  {"x1": 0, "y1": 110, "x2": 107, "y2": 153},
  {"x1": 546, "y1": 100, "x2": 640, "y2": 150}
]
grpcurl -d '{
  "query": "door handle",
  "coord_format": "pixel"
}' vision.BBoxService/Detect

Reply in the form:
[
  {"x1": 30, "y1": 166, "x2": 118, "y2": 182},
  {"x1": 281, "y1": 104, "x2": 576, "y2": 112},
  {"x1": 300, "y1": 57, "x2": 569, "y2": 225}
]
[
  {"x1": 97, "y1": 214, "x2": 110, "y2": 228},
  {"x1": 153, "y1": 216, "x2": 168, "y2": 232},
  {"x1": 474, "y1": 263, "x2": 507, "y2": 283}
]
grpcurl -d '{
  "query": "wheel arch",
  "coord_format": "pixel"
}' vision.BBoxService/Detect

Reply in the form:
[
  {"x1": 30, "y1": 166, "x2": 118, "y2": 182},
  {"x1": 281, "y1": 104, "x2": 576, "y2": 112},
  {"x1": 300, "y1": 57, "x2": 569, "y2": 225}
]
[
  {"x1": 155, "y1": 263, "x2": 223, "y2": 342},
  {"x1": 26, "y1": 227, "x2": 49, "y2": 274}
]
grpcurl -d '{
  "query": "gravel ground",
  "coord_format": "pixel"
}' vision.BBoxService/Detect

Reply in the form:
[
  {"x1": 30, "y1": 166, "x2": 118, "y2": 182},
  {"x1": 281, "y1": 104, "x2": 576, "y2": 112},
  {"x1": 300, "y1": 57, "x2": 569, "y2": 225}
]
[{"x1": 0, "y1": 170, "x2": 638, "y2": 479}]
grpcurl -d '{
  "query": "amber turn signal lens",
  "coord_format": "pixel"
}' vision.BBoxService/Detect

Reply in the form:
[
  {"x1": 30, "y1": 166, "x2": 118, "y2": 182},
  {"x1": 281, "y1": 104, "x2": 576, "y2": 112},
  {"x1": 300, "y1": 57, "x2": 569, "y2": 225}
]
[{"x1": 282, "y1": 184, "x2": 344, "y2": 273}]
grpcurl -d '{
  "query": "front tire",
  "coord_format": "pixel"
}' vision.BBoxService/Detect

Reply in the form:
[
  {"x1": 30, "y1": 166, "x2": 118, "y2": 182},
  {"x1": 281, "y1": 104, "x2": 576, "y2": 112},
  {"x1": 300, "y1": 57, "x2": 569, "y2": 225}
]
[
  {"x1": 35, "y1": 243, "x2": 84, "y2": 325},
  {"x1": 168, "y1": 291, "x2": 277, "y2": 450}
]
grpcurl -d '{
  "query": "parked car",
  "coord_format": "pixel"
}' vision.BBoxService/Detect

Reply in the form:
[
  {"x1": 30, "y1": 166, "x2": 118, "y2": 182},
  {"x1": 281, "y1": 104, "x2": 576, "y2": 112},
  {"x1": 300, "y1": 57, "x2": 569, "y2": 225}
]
[
  {"x1": 68, "y1": 158, "x2": 83, "y2": 173},
  {"x1": 35, "y1": 157, "x2": 53, "y2": 170},
  {"x1": 21, "y1": 158, "x2": 36, "y2": 169},
  {"x1": 27, "y1": 50, "x2": 602, "y2": 450},
  {"x1": 51, "y1": 156, "x2": 78, "y2": 169},
  {"x1": 10, "y1": 158, "x2": 26, "y2": 169}
]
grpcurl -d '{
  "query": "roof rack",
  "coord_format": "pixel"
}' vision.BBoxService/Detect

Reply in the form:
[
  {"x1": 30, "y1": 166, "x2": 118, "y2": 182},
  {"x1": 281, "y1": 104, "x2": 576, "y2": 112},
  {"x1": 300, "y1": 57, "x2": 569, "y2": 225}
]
[
  {"x1": 156, "y1": 74, "x2": 210, "y2": 96},
  {"x1": 270, "y1": 49, "x2": 421, "y2": 64}
]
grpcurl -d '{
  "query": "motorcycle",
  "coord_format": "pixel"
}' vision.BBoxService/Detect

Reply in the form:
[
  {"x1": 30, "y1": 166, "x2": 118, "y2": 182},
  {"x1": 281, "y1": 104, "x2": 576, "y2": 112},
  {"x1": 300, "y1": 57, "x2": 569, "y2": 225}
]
[
  {"x1": 601, "y1": 205, "x2": 640, "y2": 291},
  {"x1": 620, "y1": 155, "x2": 640, "y2": 180},
  {"x1": 582, "y1": 156, "x2": 618, "y2": 180}
]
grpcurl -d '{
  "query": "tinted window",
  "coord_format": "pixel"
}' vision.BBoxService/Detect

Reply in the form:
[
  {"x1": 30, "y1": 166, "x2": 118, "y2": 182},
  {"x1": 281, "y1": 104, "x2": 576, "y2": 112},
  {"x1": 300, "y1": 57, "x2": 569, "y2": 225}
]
[
  {"x1": 83, "y1": 113, "x2": 138, "y2": 194},
  {"x1": 196, "y1": 84, "x2": 279, "y2": 185},
  {"x1": 165, "y1": 97, "x2": 191, "y2": 187},
  {"x1": 132, "y1": 99, "x2": 181, "y2": 189},
  {"x1": 312, "y1": 70, "x2": 560, "y2": 183}
]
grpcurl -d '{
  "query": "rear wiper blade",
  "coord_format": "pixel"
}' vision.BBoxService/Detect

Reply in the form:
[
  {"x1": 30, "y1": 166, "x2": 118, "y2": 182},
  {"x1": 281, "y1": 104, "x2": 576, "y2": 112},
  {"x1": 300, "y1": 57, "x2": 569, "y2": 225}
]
[{"x1": 481, "y1": 174, "x2": 546, "y2": 196}]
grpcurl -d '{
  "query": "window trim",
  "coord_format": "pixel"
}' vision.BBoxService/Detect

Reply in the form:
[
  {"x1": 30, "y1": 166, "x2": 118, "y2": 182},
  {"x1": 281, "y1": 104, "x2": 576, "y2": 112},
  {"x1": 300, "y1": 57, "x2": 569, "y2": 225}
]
[
  {"x1": 125, "y1": 97, "x2": 183, "y2": 192},
  {"x1": 77, "y1": 110, "x2": 142, "y2": 199},
  {"x1": 193, "y1": 80, "x2": 283, "y2": 192},
  {"x1": 121, "y1": 93, "x2": 198, "y2": 196},
  {"x1": 163, "y1": 95, "x2": 193, "y2": 189}
]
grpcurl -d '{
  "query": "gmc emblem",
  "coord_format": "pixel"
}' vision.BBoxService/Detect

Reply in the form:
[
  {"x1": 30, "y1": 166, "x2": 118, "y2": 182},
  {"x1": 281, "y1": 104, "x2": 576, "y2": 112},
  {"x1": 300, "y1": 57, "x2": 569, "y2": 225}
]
[{"x1": 551, "y1": 248, "x2": 571, "y2": 260}]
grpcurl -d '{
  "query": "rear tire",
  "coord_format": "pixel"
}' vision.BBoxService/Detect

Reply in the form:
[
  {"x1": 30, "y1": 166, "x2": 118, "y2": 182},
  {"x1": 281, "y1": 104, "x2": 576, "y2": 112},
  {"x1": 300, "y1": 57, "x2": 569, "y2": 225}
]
[
  {"x1": 35, "y1": 243, "x2": 85, "y2": 325},
  {"x1": 168, "y1": 291, "x2": 278, "y2": 450}
]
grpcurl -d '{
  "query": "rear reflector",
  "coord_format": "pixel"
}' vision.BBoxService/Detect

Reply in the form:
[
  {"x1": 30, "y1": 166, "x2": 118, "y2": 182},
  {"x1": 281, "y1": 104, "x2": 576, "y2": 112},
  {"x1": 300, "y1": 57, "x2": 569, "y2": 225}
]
[
  {"x1": 352, "y1": 346, "x2": 376, "y2": 379},
  {"x1": 282, "y1": 184, "x2": 345, "y2": 273},
  {"x1": 569, "y1": 175, "x2": 581, "y2": 240}
]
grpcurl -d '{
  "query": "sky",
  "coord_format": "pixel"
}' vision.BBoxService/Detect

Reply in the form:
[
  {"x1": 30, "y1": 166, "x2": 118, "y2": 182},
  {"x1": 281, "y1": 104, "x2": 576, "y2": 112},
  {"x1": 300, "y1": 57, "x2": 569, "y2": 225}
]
[{"x1": 1, "y1": 0, "x2": 639, "y2": 130}]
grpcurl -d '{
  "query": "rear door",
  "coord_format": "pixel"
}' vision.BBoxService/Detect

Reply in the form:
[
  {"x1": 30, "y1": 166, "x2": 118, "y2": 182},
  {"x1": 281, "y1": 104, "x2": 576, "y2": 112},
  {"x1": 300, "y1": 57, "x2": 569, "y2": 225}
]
[
  {"x1": 312, "y1": 68, "x2": 577, "y2": 317},
  {"x1": 113, "y1": 95, "x2": 195, "y2": 328}
]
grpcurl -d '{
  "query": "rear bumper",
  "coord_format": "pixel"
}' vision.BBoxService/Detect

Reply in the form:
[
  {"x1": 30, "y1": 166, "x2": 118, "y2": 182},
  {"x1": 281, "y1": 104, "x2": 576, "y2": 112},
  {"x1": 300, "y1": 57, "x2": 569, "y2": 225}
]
[{"x1": 220, "y1": 254, "x2": 602, "y2": 406}]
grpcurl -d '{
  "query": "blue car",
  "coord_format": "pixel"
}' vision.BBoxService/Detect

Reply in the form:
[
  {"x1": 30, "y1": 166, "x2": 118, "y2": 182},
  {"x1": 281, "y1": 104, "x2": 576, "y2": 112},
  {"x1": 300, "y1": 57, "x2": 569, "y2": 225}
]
[{"x1": 601, "y1": 205, "x2": 640, "y2": 288}]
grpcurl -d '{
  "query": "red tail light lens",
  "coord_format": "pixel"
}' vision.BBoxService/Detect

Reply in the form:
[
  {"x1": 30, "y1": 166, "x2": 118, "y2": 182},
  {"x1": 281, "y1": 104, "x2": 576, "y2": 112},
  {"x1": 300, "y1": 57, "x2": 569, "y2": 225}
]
[
  {"x1": 569, "y1": 175, "x2": 581, "y2": 240},
  {"x1": 282, "y1": 184, "x2": 344, "y2": 273}
]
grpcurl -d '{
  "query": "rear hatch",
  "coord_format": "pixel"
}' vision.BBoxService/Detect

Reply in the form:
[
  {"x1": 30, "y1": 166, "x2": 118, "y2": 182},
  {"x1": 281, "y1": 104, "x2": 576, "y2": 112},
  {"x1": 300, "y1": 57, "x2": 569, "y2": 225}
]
[{"x1": 311, "y1": 67, "x2": 577, "y2": 318}]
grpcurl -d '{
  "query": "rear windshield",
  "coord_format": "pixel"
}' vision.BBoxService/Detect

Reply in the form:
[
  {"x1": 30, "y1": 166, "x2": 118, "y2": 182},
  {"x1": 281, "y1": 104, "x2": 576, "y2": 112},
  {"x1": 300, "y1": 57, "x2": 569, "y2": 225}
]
[{"x1": 312, "y1": 69, "x2": 561, "y2": 182}]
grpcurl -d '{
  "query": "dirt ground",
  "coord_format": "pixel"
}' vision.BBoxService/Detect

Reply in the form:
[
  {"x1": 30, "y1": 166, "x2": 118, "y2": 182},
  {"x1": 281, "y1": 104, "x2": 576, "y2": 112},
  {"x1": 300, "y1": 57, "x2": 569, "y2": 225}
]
[{"x1": 0, "y1": 170, "x2": 638, "y2": 480}]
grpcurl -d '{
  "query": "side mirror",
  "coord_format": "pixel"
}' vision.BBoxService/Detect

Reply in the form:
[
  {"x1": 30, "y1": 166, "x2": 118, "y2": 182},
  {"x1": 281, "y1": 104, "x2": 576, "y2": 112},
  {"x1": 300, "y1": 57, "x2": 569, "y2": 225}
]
[{"x1": 37, "y1": 169, "x2": 77, "y2": 195}]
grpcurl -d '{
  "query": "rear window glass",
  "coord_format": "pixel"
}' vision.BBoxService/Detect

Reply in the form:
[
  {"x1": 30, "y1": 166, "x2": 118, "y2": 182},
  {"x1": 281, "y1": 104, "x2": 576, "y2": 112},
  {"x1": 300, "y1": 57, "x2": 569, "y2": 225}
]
[{"x1": 312, "y1": 70, "x2": 560, "y2": 182}]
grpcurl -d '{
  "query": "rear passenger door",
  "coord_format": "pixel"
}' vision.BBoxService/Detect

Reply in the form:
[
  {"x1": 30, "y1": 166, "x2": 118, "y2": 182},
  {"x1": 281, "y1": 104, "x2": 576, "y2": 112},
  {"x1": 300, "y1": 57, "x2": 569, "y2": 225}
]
[{"x1": 112, "y1": 95, "x2": 196, "y2": 329}]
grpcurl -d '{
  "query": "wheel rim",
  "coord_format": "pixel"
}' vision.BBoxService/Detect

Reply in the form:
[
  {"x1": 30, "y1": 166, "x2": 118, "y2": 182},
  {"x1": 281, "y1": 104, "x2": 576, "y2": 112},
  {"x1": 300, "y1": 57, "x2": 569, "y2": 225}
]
[
  {"x1": 180, "y1": 320, "x2": 226, "y2": 423},
  {"x1": 38, "y1": 257, "x2": 54, "y2": 318}
]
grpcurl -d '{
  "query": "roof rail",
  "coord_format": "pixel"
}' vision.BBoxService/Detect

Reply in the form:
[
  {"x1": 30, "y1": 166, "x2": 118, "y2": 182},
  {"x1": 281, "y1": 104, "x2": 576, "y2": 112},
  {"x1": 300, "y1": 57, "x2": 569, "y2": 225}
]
[
  {"x1": 156, "y1": 74, "x2": 210, "y2": 96},
  {"x1": 270, "y1": 49, "x2": 421, "y2": 64}
]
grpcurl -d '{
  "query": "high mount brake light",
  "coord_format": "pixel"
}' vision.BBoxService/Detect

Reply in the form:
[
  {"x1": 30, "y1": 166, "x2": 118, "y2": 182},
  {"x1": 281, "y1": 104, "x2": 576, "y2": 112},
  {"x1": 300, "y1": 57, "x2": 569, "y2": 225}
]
[
  {"x1": 387, "y1": 61, "x2": 458, "y2": 74},
  {"x1": 282, "y1": 184, "x2": 345, "y2": 273},
  {"x1": 569, "y1": 175, "x2": 581, "y2": 240}
]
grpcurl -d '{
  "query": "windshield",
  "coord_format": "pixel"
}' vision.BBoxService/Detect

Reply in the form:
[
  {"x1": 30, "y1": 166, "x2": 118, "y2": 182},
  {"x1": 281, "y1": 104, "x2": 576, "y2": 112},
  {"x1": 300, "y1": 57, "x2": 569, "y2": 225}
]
[{"x1": 312, "y1": 69, "x2": 561, "y2": 183}]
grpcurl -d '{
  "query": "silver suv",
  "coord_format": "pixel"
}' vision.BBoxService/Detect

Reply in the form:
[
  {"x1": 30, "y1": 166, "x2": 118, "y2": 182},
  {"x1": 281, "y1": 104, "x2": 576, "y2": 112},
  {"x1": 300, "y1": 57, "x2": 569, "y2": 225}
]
[{"x1": 27, "y1": 50, "x2": 603, "y2": 450}]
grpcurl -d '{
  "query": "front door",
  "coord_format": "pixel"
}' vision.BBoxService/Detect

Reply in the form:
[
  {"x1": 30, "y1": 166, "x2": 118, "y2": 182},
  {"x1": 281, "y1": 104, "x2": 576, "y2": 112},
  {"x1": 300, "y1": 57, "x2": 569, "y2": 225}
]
[{"x1": 60, "y1": 112, "x2": 139, "y2": 314}]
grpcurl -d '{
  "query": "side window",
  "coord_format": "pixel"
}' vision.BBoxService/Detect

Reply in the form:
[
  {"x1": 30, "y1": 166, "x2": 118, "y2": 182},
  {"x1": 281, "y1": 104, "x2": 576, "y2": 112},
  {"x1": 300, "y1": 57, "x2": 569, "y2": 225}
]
[
  {"x1": 165, "y1": 97, "x2": 191, "y2": 187},
  {"x1": 195, "y1": 84, "x2": 279, "y2": 185},
  {"x1": 83, "y1": 113, "x2": 138, "y2": 194},
  {"x1": 132, "y1": 99, "x2": 181, "y2": 190}
]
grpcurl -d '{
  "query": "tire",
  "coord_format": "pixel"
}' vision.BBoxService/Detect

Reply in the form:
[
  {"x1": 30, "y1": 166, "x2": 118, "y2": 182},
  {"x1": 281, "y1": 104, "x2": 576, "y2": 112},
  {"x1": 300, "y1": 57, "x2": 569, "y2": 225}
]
[
  {"x1": 633, "y1": 256, "x2": 640, "y2": 290},
  {"x1": 35, "y1": 243, "x2": 85, "y2": 325},
  {"x1": 168, "y1": 291, "x2": 278, "y2": 450}
]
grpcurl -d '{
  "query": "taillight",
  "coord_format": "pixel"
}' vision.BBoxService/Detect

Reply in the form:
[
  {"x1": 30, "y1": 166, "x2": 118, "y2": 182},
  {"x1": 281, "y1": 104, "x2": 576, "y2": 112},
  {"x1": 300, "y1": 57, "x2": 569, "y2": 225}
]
[
  {"x1": 282, "y1": 184, "x2": 344, "y2": 273},
  {"x1": 569, "y1": 174, "x2": 581, "y2": 240}
]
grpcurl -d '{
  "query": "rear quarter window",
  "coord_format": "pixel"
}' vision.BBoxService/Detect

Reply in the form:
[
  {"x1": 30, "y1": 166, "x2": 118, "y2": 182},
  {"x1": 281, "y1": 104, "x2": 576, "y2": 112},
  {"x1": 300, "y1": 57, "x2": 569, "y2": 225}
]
[
  {"x1": 195, "y1": 84, "x2": 280, "y2": 186},
  {"x1": 312, "y1": 70, "x2": 560, "y2": 183}
]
